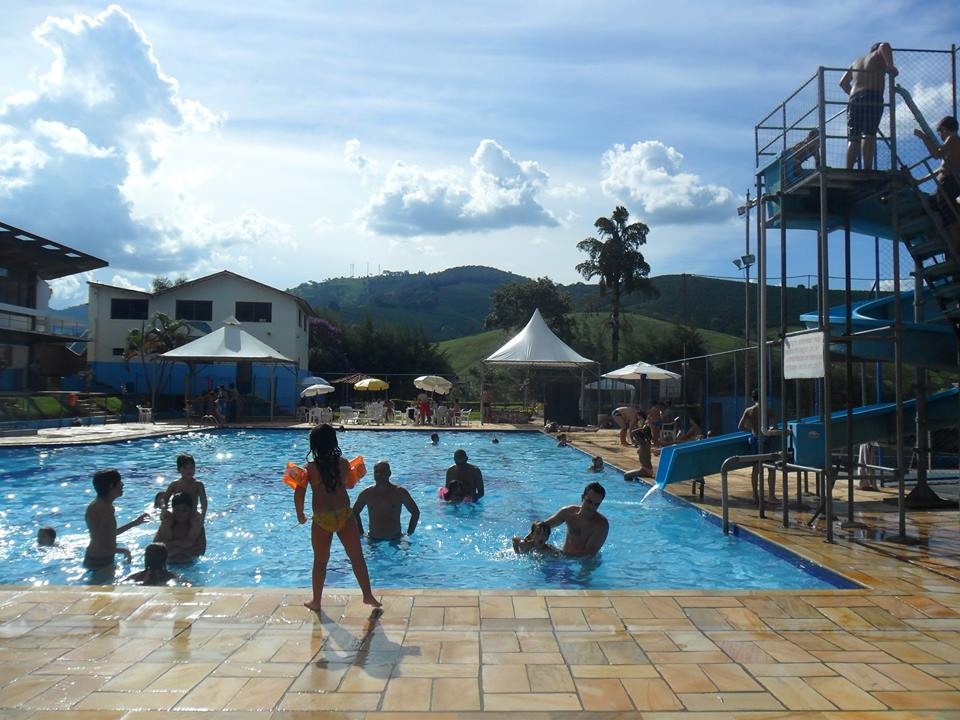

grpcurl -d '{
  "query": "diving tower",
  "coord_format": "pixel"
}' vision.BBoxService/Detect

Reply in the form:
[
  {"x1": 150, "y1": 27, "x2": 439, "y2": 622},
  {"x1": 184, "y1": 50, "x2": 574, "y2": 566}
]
[{"x1": 749, "y1": 47, "x2": 960, "y2": 542}]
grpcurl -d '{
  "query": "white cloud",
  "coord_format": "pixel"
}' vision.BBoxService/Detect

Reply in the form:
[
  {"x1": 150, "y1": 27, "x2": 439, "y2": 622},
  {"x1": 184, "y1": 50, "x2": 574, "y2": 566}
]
[
  {"x1": 0, "y1": 5, "x2": 263, "y2": 278},
  {"x1": 600, "y1": 140, "x2": 735, "y2": 224},
  {"x1": 108, "y1": 273, "x2": 148, "y2": 292},
  {"x1": 344, "y1": 138, "x2": 377, "y2": 178},
  {"x1": 546, "y1": 182, "x2": 587, "y2": 199},
  {"x1": 361, "y1": 139, "x2": 558, "y2": 236}
]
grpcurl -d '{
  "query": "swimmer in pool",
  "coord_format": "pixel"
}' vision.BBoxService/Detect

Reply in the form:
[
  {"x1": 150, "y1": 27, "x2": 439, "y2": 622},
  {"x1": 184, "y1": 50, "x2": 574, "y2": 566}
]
[
  {"x1": 443, "y1": 449, "x2": 484, "y2": 502},
  {"x1": 588, "y1": 455, "x2": 604, "y2": 472},
  {"x1": 512, "y1": 521, "x2": 561, "y2": 557},
  {"x1": 37, "y1": 527, "x2": 56, "y2": 547},
  {"x1": 295, "y1": 424, "x2": 380, "y2": 611},
  {"x1": 122, "y1": 542, "x2": 187, "y2": 586},
  {"x1": 83, "y1": 469, "x2": 150, "y2": 569}
]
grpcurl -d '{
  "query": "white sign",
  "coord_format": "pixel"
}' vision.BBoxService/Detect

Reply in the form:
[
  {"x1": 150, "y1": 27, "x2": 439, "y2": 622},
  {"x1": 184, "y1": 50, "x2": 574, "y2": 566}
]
[{"x1": 784, "y1": 332, "x2": 826, "y2": 379}]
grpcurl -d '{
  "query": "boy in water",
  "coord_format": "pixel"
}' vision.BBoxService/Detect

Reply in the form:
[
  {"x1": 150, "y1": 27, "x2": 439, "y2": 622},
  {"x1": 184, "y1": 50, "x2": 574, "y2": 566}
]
[
  {"x1": 154, "y1": 493, "x2": 205, "y2": 563},
  {"x1": 512, "y1": 521, "x2": 561, "y2": 557},
  {"x1": 37, "y1": 527, "x2": 56, "y2": 547},
  {"x1": 160, "y1": 454, "x2": 207, "y2": 555},
  {"x1": 83, "y1": 469, "x2": 150, "y2": 568},
  {"x1": 589, "y1": 456, "x2": 604, "y2": 472},
  {"x1": 122, "y1": 542, "x2": 186, "y2": 586}
]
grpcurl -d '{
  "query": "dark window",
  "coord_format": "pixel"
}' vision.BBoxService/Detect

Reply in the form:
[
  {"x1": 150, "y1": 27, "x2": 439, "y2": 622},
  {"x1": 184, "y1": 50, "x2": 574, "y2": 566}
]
[
  {"x1": 176, "y1": 299, "x2": 213, "y2": 321},
  {"x1": 110, "y1": 298, "x2": 148, "y2": 320},
  {"x1": 0, "y1": 267, "x2": 38, "y2": 308},
  {"x1": 112, "y1": 347, "x2": 124, "y2": 356},
  {"x1": 235, "y1": 301, "x2": 272, "y2": 322}
]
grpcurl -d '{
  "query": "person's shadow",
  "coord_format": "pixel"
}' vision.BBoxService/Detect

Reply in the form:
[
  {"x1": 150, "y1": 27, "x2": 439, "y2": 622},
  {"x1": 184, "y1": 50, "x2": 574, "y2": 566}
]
[{"x1": 307, "y1": 601, "x2": 420, "y2": 680}]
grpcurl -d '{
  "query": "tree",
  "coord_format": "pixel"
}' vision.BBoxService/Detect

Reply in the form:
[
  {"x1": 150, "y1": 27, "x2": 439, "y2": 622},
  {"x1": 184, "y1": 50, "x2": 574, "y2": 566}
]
[
  {"x1": 151, "y1": 276, "x2": 188, "y2": 293},
  {"x1": 484, "y1": 277, "x2": 575, "y2": 341},
  {"x1": 576, "y1": 206, "x2": 658, "y2": 363},
  {"x1": 124, "y1": 312, "x2": 191, "y2": 399}
]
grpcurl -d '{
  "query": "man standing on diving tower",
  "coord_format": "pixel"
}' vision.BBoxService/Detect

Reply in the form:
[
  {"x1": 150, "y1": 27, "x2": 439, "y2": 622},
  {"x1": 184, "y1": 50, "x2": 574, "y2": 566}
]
[{"x1": 840, "y1": 42, "x2": 898, "y2": 171}]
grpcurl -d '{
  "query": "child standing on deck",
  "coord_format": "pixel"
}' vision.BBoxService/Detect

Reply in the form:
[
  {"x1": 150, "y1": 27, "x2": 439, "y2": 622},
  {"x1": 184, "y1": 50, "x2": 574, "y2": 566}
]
[
  {"x1": 295, "y1": 424, "x2": 380, "y2": 611},
  {"x1": 160, "y1": 453, "x2": 207, "y2": 556}
]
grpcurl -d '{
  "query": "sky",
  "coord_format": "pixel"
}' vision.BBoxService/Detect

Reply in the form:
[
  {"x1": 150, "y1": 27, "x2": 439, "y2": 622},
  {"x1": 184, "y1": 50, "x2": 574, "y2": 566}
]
[{"x1": 0, "y1": 1, "x2": 957, "y2": 309}]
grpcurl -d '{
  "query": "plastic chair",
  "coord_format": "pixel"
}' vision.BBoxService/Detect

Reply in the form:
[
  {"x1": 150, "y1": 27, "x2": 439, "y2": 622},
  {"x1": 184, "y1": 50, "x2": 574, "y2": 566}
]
[{"x1": 136, "y1": 405, "x2": 153, "y2": 423}]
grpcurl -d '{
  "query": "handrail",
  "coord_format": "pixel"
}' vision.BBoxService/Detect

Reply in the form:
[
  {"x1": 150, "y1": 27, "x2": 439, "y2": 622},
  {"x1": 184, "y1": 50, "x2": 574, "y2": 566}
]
[{"x1": 719, "y1": 452, "x2": 781, "y2": 534}]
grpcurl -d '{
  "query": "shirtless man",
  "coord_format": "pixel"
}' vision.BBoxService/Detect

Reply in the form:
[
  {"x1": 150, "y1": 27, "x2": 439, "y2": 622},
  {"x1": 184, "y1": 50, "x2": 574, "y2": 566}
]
[
  {"x1": 611, "y1": 406, "x2": 640, "y2": 446},
  {"x1": 914, "y1": 116, "x2": 960, "y2": 256},
  {"x1": 83, "y1": 469, "x2": 150, "y2": 569},
  {"x1": 840, "y1": 42, "x2": 898, "y2": 170},
  {"x1": 644, "y1": 401, "x2": 664, "y2": 445},
  {"x1": 444, "y1": 449, "x2": 484, "y2": 501},
  {"x1": 542, "y1": 482, "x2": 609, "y2": 557},
  {"x1": 738, "y1": 390, "x2": 777, "y2": 506},
  {"x1": 352, "y1": 460, "x2": 421, "y2": 540}
]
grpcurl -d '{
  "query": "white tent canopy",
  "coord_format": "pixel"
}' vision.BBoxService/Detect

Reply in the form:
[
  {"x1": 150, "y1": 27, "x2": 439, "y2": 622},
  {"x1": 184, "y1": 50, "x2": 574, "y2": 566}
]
[
  {"x1": 602, "y1": 360, "x2": 680, "y2": 381},
  {"x1": 484, "y1": 309, "x2": 594, "y2": 367},
  {"x1": 159, "y1": 317, "x2": 297, "y2": 421},
  {"x1": 161, "y1": 317, "x2": 294, "y2": 363}
]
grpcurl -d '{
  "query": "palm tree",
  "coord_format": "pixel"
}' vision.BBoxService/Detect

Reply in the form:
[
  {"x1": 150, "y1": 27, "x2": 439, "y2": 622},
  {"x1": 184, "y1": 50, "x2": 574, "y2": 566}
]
[
  {"x1": 124, "y1": 313, "x2": 191, "y2": 402},
  {"x1": 576, "y1": 206, "x2": 657, "y2": 363}
]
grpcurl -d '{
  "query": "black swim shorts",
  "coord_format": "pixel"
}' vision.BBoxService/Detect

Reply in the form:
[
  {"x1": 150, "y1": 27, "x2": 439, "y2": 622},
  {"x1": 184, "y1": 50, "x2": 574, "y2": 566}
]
[{"x1": 847, "y1": 90, "x2": 885, "y2": 139}]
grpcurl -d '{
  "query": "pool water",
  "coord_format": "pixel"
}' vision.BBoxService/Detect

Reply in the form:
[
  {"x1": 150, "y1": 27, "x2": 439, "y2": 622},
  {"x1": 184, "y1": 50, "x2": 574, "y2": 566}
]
[{"x1": 0, "y1": 430, "x2": 850, "y2": 590}]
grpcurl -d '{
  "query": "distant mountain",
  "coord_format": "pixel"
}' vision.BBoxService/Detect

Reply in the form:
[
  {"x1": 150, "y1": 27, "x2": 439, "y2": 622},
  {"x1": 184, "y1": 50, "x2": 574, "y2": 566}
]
[
  {"x1": 289, "y1": 266, "x2": 873, "y2": 340},
  {"x1": 287, "y1": 266, "x2": 529, "y2": 341},
  {"x1": 49, "y1": 304, "x2": 88, "y2": 322}
]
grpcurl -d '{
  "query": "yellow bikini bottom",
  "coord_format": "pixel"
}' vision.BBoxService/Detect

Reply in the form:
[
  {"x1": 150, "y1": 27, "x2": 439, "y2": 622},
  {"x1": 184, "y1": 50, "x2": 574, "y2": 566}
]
[{"x1": 312, "y1": 507, "x2": 353, "y2": 533}]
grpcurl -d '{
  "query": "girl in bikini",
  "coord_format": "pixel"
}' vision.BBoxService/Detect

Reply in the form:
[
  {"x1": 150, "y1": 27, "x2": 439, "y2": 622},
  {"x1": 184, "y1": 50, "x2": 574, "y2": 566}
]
[{"x1": 294, "y1": 424, "x2": 380, "y2": 611}]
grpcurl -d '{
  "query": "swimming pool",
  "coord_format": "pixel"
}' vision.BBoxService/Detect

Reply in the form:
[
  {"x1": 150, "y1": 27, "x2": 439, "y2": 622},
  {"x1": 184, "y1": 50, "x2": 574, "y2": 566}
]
[{"x1": 0, "y1": 430, "x2": 853, "y2": 590}]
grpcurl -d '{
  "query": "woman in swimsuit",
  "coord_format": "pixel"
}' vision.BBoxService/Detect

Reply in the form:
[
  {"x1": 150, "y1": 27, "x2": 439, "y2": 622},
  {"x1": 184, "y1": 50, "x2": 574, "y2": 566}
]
[{"x1": 294, "y1": 424, "x2": 380, "y2": 611}]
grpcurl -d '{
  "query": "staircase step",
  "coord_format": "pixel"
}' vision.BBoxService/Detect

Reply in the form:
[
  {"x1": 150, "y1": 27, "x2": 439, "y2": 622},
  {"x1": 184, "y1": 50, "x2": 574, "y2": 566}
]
[
  {"x1": 922, "y1": 261, "x2": 959, "y2": 282},
  {"x1": 907, "y1": 238, "x2": 945, "y2": 260},
  {"x1": 933, "y1": 283, "x2": 960, "y2": 303}
]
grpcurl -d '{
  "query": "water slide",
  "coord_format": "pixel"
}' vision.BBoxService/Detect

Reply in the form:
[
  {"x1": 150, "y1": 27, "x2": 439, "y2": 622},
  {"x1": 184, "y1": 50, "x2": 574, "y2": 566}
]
[{"x1": 655, "y1": 388, "x2": 959, "y2": 488}]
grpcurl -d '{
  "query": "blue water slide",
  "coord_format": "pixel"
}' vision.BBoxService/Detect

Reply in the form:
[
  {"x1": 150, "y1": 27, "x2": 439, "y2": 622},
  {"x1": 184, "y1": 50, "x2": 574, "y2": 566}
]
[
  {"x1": 654, "y1": 387, "x2": 959, "y2": 487},
  {"x1": 655, "y1": 431, "x2": 780, "y2": 489},
  {"x1": 799, "y1": 290, "x2": 957, "y2": 369}
]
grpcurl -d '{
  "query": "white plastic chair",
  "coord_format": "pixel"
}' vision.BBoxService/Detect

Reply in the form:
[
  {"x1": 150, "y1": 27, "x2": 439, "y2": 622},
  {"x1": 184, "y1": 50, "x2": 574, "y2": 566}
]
[
  {"x1": 136, "y1": 405, "x2": 153, "y2": 423},
  {"x1": 319, "y1": 407, "x2": 334, "y2": 424}
]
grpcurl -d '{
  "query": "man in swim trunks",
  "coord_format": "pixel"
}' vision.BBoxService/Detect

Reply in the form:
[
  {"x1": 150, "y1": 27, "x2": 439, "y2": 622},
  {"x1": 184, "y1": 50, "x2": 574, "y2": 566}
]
[
  {"x1": 83, "y1": 469, "x2": 150, "y2": 568},
  {"x1": 611, "y1": 406, "x2": 640, "y2": 446},
  {"x1": 444, "y1": 449, "x2": 484, "y2": 501},
  {"x1": 352, "y1": 460, "x2": 421, "y2": 540},
  {"x1": 738, "y1": 390, "x2": 778, "y2": 507},
  {"x1": 914, "y1": 116, "x2": 960, "y2": 256},
  {"x1": 840, "y1": 42, "x2": 898, "y2": 170},
  {"x1": 542, "y1": 482, "x2": 609, "y2": 557}
]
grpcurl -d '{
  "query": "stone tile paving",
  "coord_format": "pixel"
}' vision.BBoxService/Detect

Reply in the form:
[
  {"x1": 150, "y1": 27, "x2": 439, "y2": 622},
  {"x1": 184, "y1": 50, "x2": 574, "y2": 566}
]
[{"x1": 0, "y1": 426, "x2": 957, "y2": 717}]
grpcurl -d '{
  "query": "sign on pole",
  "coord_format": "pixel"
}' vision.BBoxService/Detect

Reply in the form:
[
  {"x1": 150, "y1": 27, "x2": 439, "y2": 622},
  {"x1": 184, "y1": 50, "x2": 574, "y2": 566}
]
[{"x1": 784, "y1": 332, "x2": 826, "y2": 379}]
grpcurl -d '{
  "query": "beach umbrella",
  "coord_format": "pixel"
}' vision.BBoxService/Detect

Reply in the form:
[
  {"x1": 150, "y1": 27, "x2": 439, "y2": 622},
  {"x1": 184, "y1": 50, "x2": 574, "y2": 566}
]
[
  {"x1": 414, "y1": 375, "x2": 453, "y2": 395},
  {"x1": 300, "y1": 383, "x2": 335, "y2": 398},
  {"x1": 299, "y1": 375, "x2": 329, "y2": 387},
  {"x1": 354, "y1": 377, "x2": 390, "y2": 391},
  {"x1": 602, "y1": 361, "x2": 680, "y2": 381}
]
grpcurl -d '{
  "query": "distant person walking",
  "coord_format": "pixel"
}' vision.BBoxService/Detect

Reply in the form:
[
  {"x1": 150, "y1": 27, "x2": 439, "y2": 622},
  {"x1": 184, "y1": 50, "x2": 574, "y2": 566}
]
[
  {"x1": 914, "y1": 116, "x2": 960, "y2": 256},
  {"x1": 840, "y1": 42, "x2": 897, "y2": 170}
]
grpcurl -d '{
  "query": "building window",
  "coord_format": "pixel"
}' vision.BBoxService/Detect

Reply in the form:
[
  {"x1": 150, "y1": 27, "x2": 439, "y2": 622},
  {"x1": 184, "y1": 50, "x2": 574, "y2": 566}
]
[
  {"x1": 110, "y1": 298, "x2": 148, "y2": 320},
  {"x1": 235, "y1": 301, "x2": 272, "y2": 322},
  {"x1": 0, "y1": 267, "x2": 38, "y2": 308},
  {"x1": 176, "y1": 299, "x2": 213, "y2": 321},
  {"x1": 112, "y1": 347, "x2": 124, "y2": 356}
]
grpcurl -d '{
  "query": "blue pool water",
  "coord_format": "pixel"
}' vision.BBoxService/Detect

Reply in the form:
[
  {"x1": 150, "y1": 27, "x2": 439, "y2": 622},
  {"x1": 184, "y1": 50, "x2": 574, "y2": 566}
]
[{"x1": 0, "y1": 430, "x2": 851, "y2": 590}]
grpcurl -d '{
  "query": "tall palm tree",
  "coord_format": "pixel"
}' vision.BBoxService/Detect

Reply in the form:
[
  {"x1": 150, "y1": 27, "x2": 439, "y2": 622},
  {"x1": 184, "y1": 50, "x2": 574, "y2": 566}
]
[
  {"x1": 576, "y1": 206, "x2": 657, "y2": 363},
  {"x1": 124, "y1": 312, "x2": 191, "y2": 400}
]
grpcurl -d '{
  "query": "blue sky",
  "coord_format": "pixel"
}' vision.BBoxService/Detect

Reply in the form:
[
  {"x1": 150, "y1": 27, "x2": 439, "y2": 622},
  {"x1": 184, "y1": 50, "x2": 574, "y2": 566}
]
[{"x1": 0, "y1": 1, "x2": 957, "y2": 308}]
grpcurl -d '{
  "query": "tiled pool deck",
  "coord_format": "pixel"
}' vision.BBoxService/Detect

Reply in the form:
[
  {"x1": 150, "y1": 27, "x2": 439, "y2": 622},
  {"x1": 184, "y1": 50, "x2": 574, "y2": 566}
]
[{"x1": 1, "y1": 422, "x2": 959, "y2": 718}]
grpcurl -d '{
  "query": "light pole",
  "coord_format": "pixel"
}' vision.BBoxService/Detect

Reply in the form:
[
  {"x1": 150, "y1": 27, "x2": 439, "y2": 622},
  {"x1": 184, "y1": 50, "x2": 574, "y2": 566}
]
[{"x1": 736, "y1": 190, "x2": 759, "y2": 406}]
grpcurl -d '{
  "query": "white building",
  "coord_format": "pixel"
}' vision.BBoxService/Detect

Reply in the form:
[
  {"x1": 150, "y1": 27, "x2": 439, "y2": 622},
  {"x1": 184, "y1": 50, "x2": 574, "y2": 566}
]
[
  {"x1": 0, "y1": 221, "x2": 107, "y2": 391},
  {"x1": 87, "y1": 270, "x2": 313, "y2": 408}
]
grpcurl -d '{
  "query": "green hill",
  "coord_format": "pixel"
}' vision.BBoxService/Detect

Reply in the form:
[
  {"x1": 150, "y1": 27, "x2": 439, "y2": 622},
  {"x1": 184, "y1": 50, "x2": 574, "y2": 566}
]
[{"x1": 289, "y1": 266, "x2": 872, "y2": 342}]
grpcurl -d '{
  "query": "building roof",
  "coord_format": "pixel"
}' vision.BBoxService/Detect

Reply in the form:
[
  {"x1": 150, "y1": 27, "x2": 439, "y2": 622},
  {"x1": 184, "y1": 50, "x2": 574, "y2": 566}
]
[
  {"x1": 153, "y1": 270, "x2": 314, "y2": 317},
  {"x1": 0, "y1": 220, "x2": 108, "y2": 279},
  {"x1": 484, "y1": 309, "x2": 595, "y2": 367}
]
